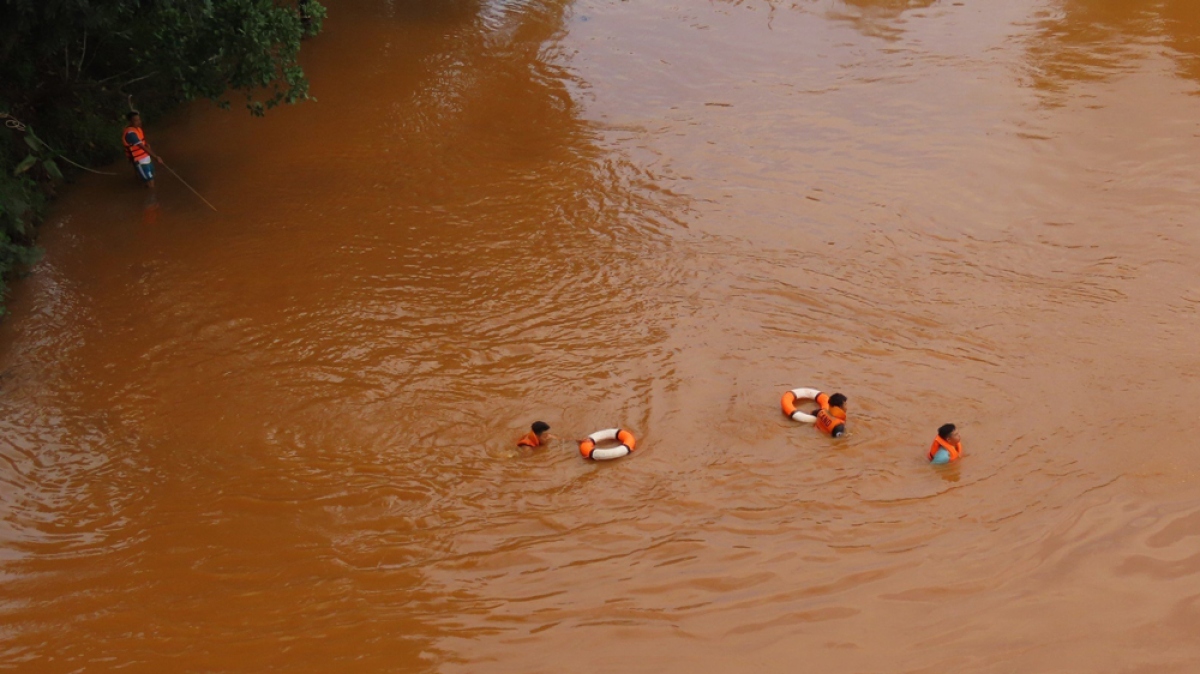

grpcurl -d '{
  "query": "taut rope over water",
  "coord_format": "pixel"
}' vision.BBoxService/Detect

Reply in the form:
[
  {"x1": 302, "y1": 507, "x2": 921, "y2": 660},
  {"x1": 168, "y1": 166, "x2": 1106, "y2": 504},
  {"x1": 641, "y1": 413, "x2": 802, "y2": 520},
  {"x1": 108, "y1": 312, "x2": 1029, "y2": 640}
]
[{"x1": 158, "y1": 159, "x2": 219, "y2": 213}]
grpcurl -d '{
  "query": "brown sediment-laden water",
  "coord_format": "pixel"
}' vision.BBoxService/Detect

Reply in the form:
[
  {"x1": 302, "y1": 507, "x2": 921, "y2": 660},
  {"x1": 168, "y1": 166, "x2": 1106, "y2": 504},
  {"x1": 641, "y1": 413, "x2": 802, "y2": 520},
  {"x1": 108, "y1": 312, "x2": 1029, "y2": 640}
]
[{"x1": 2, "y1": 0, "x2": 1200, "y2": 671}]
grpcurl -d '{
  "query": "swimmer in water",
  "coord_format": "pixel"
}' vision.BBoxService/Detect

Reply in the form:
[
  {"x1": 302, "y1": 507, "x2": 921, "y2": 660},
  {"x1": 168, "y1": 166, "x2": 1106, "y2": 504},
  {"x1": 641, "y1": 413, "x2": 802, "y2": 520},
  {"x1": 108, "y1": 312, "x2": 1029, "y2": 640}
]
[
  {"x1": 928, "y1": 423, "x2": 963, "y2": 464},
  {"x1": 814, "y1": 392, "x2": 848, "y2": 438},
  {"x1": 517, "y1": 421, "x2": 558, "y2": 449}
]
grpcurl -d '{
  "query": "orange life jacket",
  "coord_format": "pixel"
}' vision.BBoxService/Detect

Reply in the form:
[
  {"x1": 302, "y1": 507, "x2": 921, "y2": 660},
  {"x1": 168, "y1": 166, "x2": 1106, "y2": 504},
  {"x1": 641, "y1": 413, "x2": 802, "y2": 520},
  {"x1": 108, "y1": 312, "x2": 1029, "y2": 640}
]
[
  {"x1": 814, "y1": 406, "x2": 846, "y2": 436},
  {"x1": 517, "y1": 431, "x2": 541, "y2": 448},
  {"x1": 928, "y1": 436, "x2": 963, "y2": 462},
  {"x1": 123, "y1": 126, "x2": 149, "y2": 163}
]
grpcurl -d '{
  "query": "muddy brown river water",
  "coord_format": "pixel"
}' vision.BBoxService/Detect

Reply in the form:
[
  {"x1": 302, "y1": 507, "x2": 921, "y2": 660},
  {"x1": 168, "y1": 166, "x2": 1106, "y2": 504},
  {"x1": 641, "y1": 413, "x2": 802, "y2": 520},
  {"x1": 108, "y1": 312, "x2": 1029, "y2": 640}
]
[{"x1": 3, "y1": 0, "x2": 1200, "y2": 671}]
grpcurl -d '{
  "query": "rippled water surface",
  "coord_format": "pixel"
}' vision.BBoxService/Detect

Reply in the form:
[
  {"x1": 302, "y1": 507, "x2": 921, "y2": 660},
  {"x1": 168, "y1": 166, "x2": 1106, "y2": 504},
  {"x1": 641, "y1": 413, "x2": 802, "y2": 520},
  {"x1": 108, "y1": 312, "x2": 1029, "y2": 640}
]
[{"x1": 3, "y1": 0, "x2": 1200, "y2": 671}]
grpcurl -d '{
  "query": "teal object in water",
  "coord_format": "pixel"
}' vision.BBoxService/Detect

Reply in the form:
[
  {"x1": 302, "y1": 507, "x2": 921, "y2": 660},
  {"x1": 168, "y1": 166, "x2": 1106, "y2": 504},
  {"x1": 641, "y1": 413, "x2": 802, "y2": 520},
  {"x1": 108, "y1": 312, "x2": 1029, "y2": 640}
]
[{"x1": 931, "y1": 447, "x2": 951, "y2": 465}]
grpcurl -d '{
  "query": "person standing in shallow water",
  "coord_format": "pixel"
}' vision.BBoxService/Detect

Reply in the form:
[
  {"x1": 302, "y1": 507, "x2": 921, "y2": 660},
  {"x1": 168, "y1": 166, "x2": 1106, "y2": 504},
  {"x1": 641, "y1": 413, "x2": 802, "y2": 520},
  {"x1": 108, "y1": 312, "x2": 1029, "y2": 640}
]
[
  {"x1": 928, "y1": 423, "x2": 963, "y2": 464},
  {"x1": 122, "y1": 111, "x2": 159, "y2": 188}
]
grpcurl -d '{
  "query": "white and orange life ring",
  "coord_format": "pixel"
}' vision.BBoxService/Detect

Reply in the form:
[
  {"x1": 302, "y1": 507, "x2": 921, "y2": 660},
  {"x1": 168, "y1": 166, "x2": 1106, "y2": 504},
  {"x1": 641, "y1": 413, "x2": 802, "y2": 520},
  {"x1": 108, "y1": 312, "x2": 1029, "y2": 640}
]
[
  {"x1": 781, "y1": 388, "x2": 823, "y2": 423},
  {"x1": 579, "y1": 428, "x2": 637, "y2": 461}
]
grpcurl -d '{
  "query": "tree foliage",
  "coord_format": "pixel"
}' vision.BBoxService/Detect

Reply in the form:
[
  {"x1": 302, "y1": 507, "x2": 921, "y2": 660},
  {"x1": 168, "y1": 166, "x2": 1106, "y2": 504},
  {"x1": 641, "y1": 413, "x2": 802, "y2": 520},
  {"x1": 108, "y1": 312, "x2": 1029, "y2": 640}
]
[{"x1": 0, "y1": 0, "x2": 326, "y2": 312}]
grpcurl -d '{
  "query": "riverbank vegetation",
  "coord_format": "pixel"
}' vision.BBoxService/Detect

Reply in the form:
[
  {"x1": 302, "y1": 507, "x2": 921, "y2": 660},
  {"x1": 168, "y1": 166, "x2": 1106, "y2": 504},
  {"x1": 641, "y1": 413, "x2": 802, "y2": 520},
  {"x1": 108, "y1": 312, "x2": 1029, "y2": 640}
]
[{"x1": 0, "y1": 0, "x2": 326, "y2": 313}]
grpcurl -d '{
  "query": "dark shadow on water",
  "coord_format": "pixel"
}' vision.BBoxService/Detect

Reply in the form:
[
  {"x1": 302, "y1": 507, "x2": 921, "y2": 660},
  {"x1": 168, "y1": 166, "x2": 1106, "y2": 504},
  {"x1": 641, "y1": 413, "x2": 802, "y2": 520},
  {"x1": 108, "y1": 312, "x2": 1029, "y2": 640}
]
[
  {"x1": 1023, "y1": 0, "x2": 1200, "y2": 104},
  {"x1": 824, "y1": 0, "x2": 939, "y2": 41}
]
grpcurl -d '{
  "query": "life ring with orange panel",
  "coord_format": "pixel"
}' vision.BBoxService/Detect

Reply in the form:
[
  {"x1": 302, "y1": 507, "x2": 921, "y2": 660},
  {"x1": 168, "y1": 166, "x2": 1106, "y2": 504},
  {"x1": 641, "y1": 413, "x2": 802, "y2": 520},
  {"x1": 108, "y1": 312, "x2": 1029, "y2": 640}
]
[
  {"x1": 781, "y1": 388, "x2": 826, "y2": 423},
  {"x1": 579, "y1": 428, "x2": 637, "y2": 461}
]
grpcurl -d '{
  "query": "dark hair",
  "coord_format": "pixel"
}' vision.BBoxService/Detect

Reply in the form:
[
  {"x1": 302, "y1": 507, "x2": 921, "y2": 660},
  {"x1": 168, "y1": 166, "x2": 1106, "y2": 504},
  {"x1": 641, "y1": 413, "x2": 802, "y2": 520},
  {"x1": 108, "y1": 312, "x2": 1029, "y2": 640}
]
[
  {"x1": 828, "y1": 393, "x2": 847, "y2": 408},
  {"x1": 531, "y1": 421, "x2": 550, "y2": 434},
  {"x1": 937, "y1": 423, "x2": 956, "y2": 440},
  {"x1": 126, "y1": 111, "x2": 140, "y2": 121}
]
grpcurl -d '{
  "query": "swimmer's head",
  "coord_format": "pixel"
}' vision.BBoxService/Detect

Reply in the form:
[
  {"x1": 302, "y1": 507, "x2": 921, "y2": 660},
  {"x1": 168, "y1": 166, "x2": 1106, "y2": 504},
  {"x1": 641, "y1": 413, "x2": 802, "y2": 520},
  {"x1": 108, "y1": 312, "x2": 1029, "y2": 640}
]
[
  {"x1": 127, "y1": 111, "x2": 142, "y2": 126},
  {"x1": 531, "y1": 421, "x2": 550, "y2": 438},
  {"x1": 938, "y1": 423, "x2": 960, "y2": 444},
  {"x1": 829, "y1": 393, "x2": 847, "y2": 409}
]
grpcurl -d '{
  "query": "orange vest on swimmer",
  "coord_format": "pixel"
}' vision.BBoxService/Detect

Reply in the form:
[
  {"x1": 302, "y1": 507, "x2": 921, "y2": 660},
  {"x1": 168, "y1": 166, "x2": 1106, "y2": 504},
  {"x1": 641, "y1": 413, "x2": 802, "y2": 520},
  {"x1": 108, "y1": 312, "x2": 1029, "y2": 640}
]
[
  {"x1": 517, "y1": 431, "x2": 541, "y2": 448},
  {"x1": 928, "y1": 436, "x2": 963, "y2": 461},
  {"x1": 814, "y1": 406, "x2": 846, "y2": 435},
  {"x1": 123, "y1": 126, "x2": 149, "y2": 162}
]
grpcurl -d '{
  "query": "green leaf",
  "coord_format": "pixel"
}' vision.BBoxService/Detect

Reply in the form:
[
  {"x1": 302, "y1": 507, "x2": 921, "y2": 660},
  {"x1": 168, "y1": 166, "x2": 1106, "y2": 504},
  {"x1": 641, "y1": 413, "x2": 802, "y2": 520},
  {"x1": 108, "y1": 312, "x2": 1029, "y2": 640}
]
[
  {"x1": 42, "y1": 160, "x2": 63, "y2": 181},
  {"x1": 13, "y1": 155, "x2": 38, "y2": 175},
  {"x1": 23, "y1": 135, "x2": 41, "y2": 151}
]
